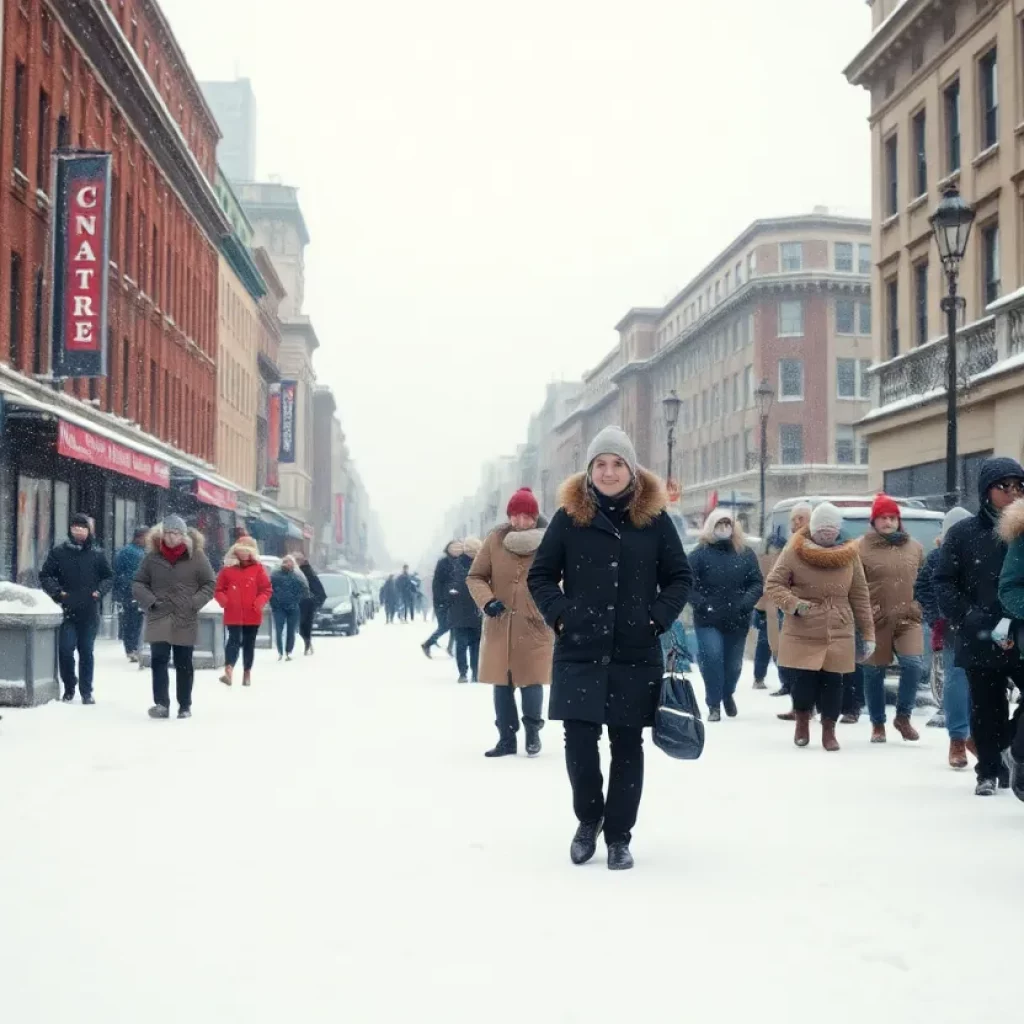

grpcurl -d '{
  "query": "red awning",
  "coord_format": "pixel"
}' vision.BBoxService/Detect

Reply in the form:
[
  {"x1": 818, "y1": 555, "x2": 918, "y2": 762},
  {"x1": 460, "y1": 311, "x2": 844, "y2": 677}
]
[
  {"x1": 193, "y1": 479, "x2": 238, "y2": 511},
  {"x1": 57, "y1": 419, "x2": 170, "y2": 488}
]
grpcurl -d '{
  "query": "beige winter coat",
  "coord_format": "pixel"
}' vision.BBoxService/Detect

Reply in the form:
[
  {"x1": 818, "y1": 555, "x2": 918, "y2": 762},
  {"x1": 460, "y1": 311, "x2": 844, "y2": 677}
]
[
  {"x1": 466, "y1": 525, "x2": 554, "y2": 687},
  {"x1": 857, "y1": 530, "x2": 925, "y2": 665},
  {"x1": 765, "y1": 529, "x2": 875, "y2": 674}
]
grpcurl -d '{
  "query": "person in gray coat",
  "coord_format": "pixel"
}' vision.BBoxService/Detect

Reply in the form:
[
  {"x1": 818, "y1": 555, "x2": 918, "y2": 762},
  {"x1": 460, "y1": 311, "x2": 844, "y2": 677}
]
[{"x1": 133, "y1": 514, "x2": 216, "y2": 719}]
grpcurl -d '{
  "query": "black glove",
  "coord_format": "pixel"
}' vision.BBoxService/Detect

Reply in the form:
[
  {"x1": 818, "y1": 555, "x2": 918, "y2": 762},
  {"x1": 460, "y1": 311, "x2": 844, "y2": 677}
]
[{"x1": 484, "y1": 600, "x2": 506, "y2": 618}]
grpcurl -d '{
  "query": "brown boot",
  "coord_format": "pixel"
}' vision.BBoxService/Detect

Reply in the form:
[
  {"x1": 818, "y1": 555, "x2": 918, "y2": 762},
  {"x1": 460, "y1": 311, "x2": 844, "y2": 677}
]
[
  {"x1": 893, "y1": 715, "x2": 919, "y2": 742},
  {"x1": 794, "y1": 711, "x2": 811, "y2": 747},
  {"x1": 821, "y1": 719, "x2": 840, "y2": 752},
  {"x1": 242, "y1": 671, "x2": 252, "y2": 687},
  {"x1": 949, "y1": 738, "x2": 968, "y2": 769},
  {"x1": 840, "y1": 711, "x2": 860, "y2": 725},
  {"x1": 220, "y1": 665, "x2": 233, "y2": 686},
  {"x1": 871, "y1": 723, "x2": 886, "y2": 743}
]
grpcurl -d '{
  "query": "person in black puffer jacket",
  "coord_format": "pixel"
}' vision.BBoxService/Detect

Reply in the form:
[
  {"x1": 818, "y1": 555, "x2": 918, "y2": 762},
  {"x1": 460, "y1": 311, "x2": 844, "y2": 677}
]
[
  {"x1": 688, "y1": 507, "x2": 763, "y2": 721},
  {"x1": 934, "y1": 456, "x2": 1024, "y2": 795},
  {"x1": 449, "y1": 538, "x2": 483, "y2": 682},
  {"x1": 40, "y1": 512, "x2": 113, "y2": 704}
]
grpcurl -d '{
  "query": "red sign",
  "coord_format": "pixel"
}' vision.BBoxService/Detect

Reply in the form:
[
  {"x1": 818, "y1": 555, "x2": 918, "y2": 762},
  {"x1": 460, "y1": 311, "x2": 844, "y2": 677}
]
[
  {"x1": 66, "y1": 178, "x2": 106, "y2": 351},
  {"x1": 57, "y1": 419, "x2": 170, "y2": 488},
  {"x1": 666, "y1": 478, "x2": 681, "y2": 504},
  {"x1": 334, "y1": 494, "x2": 345, "y2": 545},
  {"x1": 193, "y1": 479, "x2": 237, "y2": 511},
  {"x1": 704, "y1": 489, "x2": 719, "y2": 516}
]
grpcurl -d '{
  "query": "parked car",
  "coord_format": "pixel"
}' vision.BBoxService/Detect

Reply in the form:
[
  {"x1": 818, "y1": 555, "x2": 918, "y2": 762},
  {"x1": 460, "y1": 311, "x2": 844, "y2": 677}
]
[
  {"x1": 769, "y1": 496, "x2": 943, "y2": 547},
  {"x1": 314, "y1": 573, "x2": 359, "y2": 636}
]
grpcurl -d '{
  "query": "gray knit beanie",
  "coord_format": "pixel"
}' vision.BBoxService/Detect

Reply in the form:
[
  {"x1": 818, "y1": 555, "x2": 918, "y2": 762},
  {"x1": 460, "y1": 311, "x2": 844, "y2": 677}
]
[
  {"x1": 162, "y1": 514, "x2": 187, "y2": 534},
  {"x1": 585, "y1": 426, "x2": 638, "y2": 479},
  {"x1": 941, "y1": 506, "x2": 971, "y2": 539}
]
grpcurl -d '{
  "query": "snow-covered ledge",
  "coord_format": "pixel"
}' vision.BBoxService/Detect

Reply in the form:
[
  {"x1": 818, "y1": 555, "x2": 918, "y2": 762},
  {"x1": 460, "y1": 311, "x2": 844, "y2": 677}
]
[{"x1": 0, "y1": 584, "x2": 63, "y2": 707}]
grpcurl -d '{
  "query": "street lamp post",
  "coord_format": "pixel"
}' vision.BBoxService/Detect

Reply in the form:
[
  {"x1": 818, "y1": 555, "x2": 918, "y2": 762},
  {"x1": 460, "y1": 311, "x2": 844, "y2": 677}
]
[
  {"x1": 754, "y1": 378, "x2": 775, "y2": 538},
  {"x1": 662, "y1": 389, "x2": 683, "y2": 488},
  {"x1": 929, "y1": 186, "x2": 976, "y2": 509}
]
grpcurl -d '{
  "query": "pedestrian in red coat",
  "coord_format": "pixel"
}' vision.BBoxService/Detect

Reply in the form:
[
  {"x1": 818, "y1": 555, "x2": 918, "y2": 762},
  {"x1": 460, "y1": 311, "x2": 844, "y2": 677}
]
[{"x1": 215, "y1": 537, "x2": 272, "y2": 686}]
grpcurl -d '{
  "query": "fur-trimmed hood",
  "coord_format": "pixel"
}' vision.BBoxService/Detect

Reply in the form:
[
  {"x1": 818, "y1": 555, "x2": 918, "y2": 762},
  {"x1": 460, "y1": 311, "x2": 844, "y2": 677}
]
[
  {"x1": 145, "y1": 524, "x2": 205, "y2": 557},
  {"x1": 223, "y1": 536, "x2": 260, "y2": 568},
  {"x1": 791, "y1": 528, "x2": 859, "y2": 569},
  {"x1": 998, "y1": 498, "x2": 1024, "y2": 544},
  {"x1": 502, "y1": 526, "x2": 545, "y2": 556},
  {"x1": 699, "y1": 506, "x2": 748, "y2": 552},
  {"x1": 557, "y1": 467, "x2": 667, "y2": 529}
]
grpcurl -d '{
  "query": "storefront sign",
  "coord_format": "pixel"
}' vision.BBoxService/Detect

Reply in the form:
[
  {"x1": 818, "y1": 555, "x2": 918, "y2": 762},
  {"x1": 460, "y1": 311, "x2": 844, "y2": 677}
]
[
  {"x1": 334, "y1": 494, "x2": 345, "y2": 545},
  {"x1": 50, "y1": 152, "x2": 112, "y2": 379},
  {"x1": 57, "y1": 419, "x2": 170, "y2": 488},
  {"x1": 193, "y1": 479, "x2": 238, "y2": 512},
  {"x1": 279, "y1": 379, "x2": 297, "y2": 464},
  {"x1": 267, "y1": 387, "x2": 281, "y2": 487}
]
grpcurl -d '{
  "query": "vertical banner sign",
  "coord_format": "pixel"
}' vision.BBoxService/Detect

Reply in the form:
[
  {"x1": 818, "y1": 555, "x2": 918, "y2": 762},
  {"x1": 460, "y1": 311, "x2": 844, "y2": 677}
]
[
  {"x1": 279, "y1": 379, "x2": 298, "y2": 464},
  {"x1": 50, "y1": 152, "x2": 112, "y2": 379},
  {"x1": 334, "y1": 494, "x2": 345, "y2": 545},
  {"x1": 267, "y1": 385, "x2": 281, "y2": 487}
]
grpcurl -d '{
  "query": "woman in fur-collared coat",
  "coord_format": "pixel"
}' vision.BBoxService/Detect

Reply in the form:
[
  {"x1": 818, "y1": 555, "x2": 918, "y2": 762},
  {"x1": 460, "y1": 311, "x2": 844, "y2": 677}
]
[
  {"x1": 467, "y1": 488, "x2": 554, "y2": 758},
  {"x1": 528, "y1": 427, "x2": 691, "y2": 872}
]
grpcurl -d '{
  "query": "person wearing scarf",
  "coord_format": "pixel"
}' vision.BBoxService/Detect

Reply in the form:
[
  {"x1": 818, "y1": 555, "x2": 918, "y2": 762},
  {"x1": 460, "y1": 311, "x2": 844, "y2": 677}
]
[
  {"x1": 857, "y1": 495, "x2": 926, "y2": 744},
  {"x1": 765, "y1": 502, "x2": 875, "y2": 750},
  {"x1": 529, "y1": 427, "x2": 691, "y2": 870}
]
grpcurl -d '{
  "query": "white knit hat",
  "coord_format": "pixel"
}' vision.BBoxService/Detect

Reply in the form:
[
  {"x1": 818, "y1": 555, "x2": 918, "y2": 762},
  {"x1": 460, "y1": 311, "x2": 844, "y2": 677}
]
[
  {"x1": 586, "y1": 426, "x2": 638, "y2": 479},
  {"x1": 809, "y1": 502, "x2": 842, "y2": 534}
]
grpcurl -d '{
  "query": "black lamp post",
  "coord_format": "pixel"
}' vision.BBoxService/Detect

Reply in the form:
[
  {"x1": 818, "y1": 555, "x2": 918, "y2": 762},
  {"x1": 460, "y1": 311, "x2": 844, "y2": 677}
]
[
  {"x1": 929, "y1": 186, "x2": 976, "y2": 509},
  {"x1": 662, "y1": 389, "x2": 683, "y2": 486},
  {"x1": 754, "y1": 377, "x2": 775, "y2": 537}
]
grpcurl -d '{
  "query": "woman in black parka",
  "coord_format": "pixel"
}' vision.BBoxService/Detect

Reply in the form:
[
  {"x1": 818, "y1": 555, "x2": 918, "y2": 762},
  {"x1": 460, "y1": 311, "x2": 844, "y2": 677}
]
[{"x1": 528, "y1": 426, "x2": 691, "y2": 871}]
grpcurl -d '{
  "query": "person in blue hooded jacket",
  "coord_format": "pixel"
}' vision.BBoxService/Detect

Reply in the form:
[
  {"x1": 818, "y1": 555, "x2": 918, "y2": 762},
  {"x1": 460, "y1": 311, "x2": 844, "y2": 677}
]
[
  {"x1": 113, "y1": 526, "x2": 148, "y2": 661},
  {"x1": 269, "y1": 556, "x2": 308, "y2": 660}
]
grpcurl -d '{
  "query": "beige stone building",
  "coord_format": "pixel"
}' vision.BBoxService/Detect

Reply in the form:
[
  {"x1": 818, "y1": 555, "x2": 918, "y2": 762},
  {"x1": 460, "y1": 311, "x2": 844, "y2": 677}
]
[{"x1": 846, "y1": 0, "x2": 1024, "y2": 507}]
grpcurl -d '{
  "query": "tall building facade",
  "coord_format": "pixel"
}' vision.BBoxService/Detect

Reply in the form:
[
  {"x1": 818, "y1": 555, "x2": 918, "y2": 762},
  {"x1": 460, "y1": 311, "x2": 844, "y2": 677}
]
[
  {"x1": 845, "y1": 0, "x2": 1024, "y2": 508},
  {"x1": 200, "y1": 77, "x2": 256, "y2": 183}
]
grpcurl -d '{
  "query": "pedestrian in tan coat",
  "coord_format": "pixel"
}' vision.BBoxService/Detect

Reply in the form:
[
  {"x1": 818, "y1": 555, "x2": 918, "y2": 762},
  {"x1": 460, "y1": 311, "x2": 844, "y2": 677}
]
[
  {"x1": 765, "y1": 502, "x2": 875, "y2": 751},
  {"x1": 467, "y1": 488, "x2": 554, "y2": 758},
  {"x1": 857, "y1": 493, "x2": 926, "y2": 744}
]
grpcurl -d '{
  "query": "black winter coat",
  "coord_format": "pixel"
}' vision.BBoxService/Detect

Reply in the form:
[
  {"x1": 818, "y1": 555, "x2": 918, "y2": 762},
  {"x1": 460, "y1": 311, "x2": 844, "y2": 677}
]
[
  {"x1": 299, "y1": 563, "x2": 327, "y2": 608},
  {"x1": 431, "y1": 552, "x2": 462, "y2": 611},
  {"x1": 40, "y1": 536, "x2": 113, "y2": 624},
  {"x1": 934, "y1": 456, "x2": 1024, "y2": 669},
  {"x1": 914, "y1": 546, "x2": 942, "y2": 625},
  {"x1": 687, "y1": 539, "x2": 763, "y2": 632},
  {"x1": 446, "y1": 554, "x2": 482, "y2": 630},
  {"x1": 528, "y1": 470, "x2": 691, "y2": 728}
]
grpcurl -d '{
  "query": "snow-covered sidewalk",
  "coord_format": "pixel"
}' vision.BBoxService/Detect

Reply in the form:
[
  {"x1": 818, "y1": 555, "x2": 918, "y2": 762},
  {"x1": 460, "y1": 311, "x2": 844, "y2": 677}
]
[{"x1": 1, "y1": 622, "x2": 1022, "y2": 1023}]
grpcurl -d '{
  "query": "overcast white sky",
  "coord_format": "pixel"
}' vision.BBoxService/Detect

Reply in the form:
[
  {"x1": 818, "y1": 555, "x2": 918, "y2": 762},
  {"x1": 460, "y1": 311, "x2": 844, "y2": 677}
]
[{"x1": 161, "y1": 0, "x2": 872, "y2": 561}]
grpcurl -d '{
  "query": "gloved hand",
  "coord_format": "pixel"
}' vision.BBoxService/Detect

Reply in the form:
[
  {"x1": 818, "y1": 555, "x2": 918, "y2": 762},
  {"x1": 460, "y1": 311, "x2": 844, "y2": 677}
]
[
  {"x1": 484, "y1": 600, "x2": 506, "y2": 618},
  {"x1": 861, "y1": 640, "x2": 876, "y2": 660},
  {"x1": 794, "y1": 601, "x2": 811, "y2": 616}
]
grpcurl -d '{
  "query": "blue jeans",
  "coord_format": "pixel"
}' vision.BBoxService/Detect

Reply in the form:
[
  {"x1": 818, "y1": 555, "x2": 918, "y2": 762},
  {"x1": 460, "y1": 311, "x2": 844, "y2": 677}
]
[
  {"x1": 424, "y1": 606, "x2": 450, "y2": 648},
  {"x1": 752, "y1": 611, "x2": 771, "y2": 681},
  {"x1": 695, "y1": 626, "x2": 747, "y2": 709},
  {"x1": 272, "y1": 606, "x2": 300, "y2": 656},
  {"x1": 863, "y1": 654, "x2": 924, "y2": 725},
  {"x1": 942, "y1": 644, "x2": 970, "y2": 741},
  {"x1": 121, "y1": 601, "x2": 143, "y2": 656},
  {"x1": 58, "y1": 617, "x2": 98, "y2": 697}
]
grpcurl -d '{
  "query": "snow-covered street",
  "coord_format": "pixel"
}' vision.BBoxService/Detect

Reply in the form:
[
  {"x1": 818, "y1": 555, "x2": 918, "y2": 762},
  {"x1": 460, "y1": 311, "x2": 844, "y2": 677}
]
[{"x1": 3, "y1": 620, "x2": 1023, "y2": 1023}]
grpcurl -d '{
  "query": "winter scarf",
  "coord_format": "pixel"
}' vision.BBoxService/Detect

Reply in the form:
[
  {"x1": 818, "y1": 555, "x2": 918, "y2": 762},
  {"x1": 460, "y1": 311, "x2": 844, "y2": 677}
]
[{"x1": 160, "y1": 541, "x2": 188, "y2": 565}]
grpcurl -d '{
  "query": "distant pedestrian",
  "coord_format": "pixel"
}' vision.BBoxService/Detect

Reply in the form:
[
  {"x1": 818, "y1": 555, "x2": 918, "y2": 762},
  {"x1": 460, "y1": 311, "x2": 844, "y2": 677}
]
[
  {"x1": 467, "y1": 488, "x2": 553, "y2": 757},
  {"x1": 40, "y1": 512, "x2": 113, "y2": 704},
  {"x1": 753, "y1": 526, "x2": 787, "y2": 690},
  {"x1": 422, "y1": 541, "x2": 463, "y2": 658},
  {"x1": 935, "y1": 457, "x2": 1024, "y2": 796},
  {"x1": 215, "y1": 535, "x2": 273, "y2": 686},
  {"x1": 380, "y1": 575, "x2": 398, "y2": 623},
  {"x1": 765, "y1": 502, "x2": 875, "y2": 751},
  {"x1": 395, "y1": 565, "x2": 416, "y2": 622},
  {"x1": 269, "y1": 556, "x2": 306, "y2": 660},
  {"x1": 450, "y1": 538, "x2": 483, "y2": 682},
  {"x1": 295, "y1": 553, "x2": 327, "y2": 655},
  {"x1": 133, "y1": 515, "x2": 216, "y2": 719},
  {"x1": 113, "y1": 526, "x2": 148, "y2": 662},
  {"x1": 688, "y1": 507, "x2": 763, "y2": 721},
  {"x1": 772, "y1": 502, "x2": 811, "y2": 704},
  {"x1": 529, "y1": 426, "x2": 691, "y2": 870}
]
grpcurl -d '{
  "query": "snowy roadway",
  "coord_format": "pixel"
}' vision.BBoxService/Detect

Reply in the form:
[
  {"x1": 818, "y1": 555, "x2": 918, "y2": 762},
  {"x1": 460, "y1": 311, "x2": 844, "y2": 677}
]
[{"x1": 2, "y1": 620, "x2": 1022, "y2": 1023}]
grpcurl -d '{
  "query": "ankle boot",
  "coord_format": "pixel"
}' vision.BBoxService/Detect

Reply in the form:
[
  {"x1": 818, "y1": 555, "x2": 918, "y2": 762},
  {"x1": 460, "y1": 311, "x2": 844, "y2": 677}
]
[
  {"x1": 821, "y1": 718, "x2": 840, "y2": 752},
  {"x1": 794, "y1": 711, "x2": 811, "y2": 747},
  {"x1": 893, "y1": 715, "x2": 919, "y2": 741},
  {"x1": 242, "y1": 670, "x2": 251, "y2": 687},
  {"x1": 871, "y1": 723, "x2": 887, "y2": 743},
  {"x1": 220, "y1": 664, "x2": 233, "y2": 686}
]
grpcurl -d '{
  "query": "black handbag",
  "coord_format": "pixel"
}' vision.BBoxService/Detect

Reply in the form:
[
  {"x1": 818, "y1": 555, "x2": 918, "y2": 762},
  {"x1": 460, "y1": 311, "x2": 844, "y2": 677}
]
[{"x1": 653, "y1": 652, "x2": 705, "y2": 760}]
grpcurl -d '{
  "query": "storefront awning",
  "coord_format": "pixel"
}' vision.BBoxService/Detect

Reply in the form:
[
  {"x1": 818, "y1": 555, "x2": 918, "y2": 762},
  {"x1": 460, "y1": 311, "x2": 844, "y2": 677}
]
[
  {"x1": 258, "y1": 508, "x2": 289, "y2": 530},
  {"x1": 286, "y1": 522, "x2": 305, "y2": 540},
  {"x1": 192, "y1": 478, "x2": 237, "y2": 511}
]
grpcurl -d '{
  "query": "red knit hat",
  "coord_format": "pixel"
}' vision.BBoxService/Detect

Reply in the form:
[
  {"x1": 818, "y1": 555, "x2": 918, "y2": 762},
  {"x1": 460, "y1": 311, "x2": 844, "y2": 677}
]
[
  {"x1": 507, "y1": 487, "x2": 539, "y2": 518},
  {"x1": 870, "y1": 494, "x2": 901, "y2": 522}
]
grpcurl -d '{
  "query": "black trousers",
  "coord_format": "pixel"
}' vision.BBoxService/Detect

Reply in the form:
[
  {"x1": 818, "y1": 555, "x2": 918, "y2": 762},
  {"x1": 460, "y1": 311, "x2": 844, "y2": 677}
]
[
  {"x1": 564, "y1": 720, "x2": 644, "y2": 845},
  {"x1": 151, "y1": 643, "x2": 195, "y2": 710},
  {"x1": 225, "y1": 625, "x2": 259, "y2": 670},
  {"x1": 299, "y1": 600, "x2": 317, "y2": 647},
  {"x1": 789, "y1": 668, "x2": 843, "y2": 721},
  {"x1": 966, "y1": 665, "x2": 1024, "y2": 781}
]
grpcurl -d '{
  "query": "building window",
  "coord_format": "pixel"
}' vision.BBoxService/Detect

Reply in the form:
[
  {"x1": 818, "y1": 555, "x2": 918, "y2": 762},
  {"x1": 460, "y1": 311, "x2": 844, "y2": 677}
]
[
  {"x1": 747, "y1": 251, "x2": 756, "y2": 278},
  {"x1": 912, "y1": 44, "x2": 924, "y2": 73},
  {"x1": 912, "y1": 109, "x2": 927, "y2": 196},
  {"x1": 859, "y1": 301, "x2": 872, "y2": 335},
  {"x1": 714, "y1": 281, "x2": 721, "y2": 304},
  {"x1": 779, "y1": 359, "x2": 804, "y2": 401},
  {"x1": 858, "y1": 244, "x2": 872, "y2": 275},
  {"x1": 124, "y1": 194, "x2": 133, "y2": 278},
  {"x1": 836, "y1": 299, "x2": 856, "y2": 335},
  {"x1": 743, "y1": 366, "x2": 753, "y2": 407},
  {"x1": 835, "y1": 242, "x2": 853, "y2": 272},
  {"x1": 885, "y1": 134, "x2": 899, "y2": 216},
  {"x1": 835, "y1": 425, "x2": 866, "y2": 465},
  {"x1": 982, "y1": 223, "x2": 1000, "y2": 304},
  {"x1": 944, "y1": 79, "x2": 961, "y2": 173},
  {"x1": 712, "y1": 383, "x2": 720, "y2": 419},
  {"x1": 36, "y1": 89, "x2": 51, "y2": 191},
  {"x1": 886, "y1": 277, "x2": 899, "y2": 357},
  {"x1": 9, "y1": 251, "x2": 23, "y2": 366},
  {"x1": 32, "y1": 267, "x2": 44, "y2": 375},
  {"x1": 778, "y1": 300, "x2": 804, "y2": 337},
  {"x1": 56, "y1": 113, "x2": 70, "y2": 150},
  {"x1": 979, "y1": 48, "x2": 998, "y2": 150},
  {"x1": 780, "y1": 424, "x2": 804, "y2": 465},
  {"x1": 914, "y1": 261, "x2": 928, "y2": 345},
  {"x1": 780, "y1": 242, "x2": 803, "y2": 272},
  {"x1": 735, "y1": 261, "x2": 743, "y2": 285},
  {"x1": 943, "y1": 15, "x2": 956, "y2": 42},
  {"x1": 13, "y1": 62, "x2": 27, "y2": 174},
  {"x1": 837, "y1": 358, "x2": 873, "y2": 399}
]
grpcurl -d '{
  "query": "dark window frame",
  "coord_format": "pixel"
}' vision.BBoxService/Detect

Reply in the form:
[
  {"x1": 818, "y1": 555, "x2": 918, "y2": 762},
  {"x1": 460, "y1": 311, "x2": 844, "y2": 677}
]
[
  {"x1": 979, "y1": 47, "x2": 998, "y2": 150},
  {"x1": 944, "y1": 79, "x2": 961, "y2": 173},
  {"x1": 912, "y1": 108, "x2": 927, "y2": 196}
]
